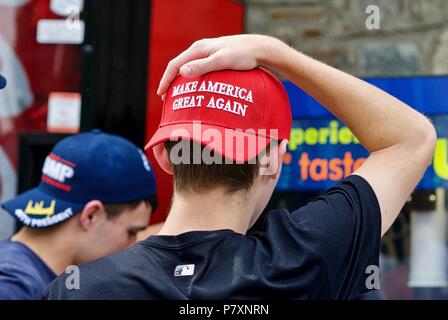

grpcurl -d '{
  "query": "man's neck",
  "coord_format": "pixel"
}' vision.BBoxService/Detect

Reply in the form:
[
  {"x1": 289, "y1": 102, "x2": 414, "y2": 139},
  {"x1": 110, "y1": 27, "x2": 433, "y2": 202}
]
[
  {"x1": 159, "y1": 188, "x2": 256, "y2": 236},
  {"x1": 11, "y1": 226, "x2": 77, "y2": 275}
]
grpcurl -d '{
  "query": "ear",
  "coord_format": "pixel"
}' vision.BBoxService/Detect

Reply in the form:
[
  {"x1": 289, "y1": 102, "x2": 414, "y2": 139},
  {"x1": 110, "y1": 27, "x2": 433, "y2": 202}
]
[
  {"x1": 78, "y1": 200, "x2": 105, "y2": 231},
  {"x1": 275, "y1": 139, "x2": 289, "y2": 179},
  {"x1": 153, "y1": 143, "x2": 173, "y2": 175},
  {"x1": 258, "y1": 139, "x2": 288, "y2": 179}
]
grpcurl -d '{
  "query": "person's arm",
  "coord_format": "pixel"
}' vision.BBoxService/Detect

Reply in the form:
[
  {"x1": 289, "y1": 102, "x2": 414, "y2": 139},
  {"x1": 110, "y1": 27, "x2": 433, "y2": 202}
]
[{"x1": 157, "y1": 34, "x2": 437, "y2": 236}]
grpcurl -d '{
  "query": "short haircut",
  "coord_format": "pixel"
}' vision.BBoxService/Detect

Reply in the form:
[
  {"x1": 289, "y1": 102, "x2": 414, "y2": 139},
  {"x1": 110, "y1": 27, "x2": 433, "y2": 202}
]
[
  {"x1": 164, "y1": 140, "x2": 263, "y2": 194},
  {"x1": 104, "y1": 196, "x2": 158, "y2": 220}
]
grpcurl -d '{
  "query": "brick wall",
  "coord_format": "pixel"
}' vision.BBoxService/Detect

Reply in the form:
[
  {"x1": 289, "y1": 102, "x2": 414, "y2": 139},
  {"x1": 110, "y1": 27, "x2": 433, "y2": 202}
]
[{"x1": 244, "y1": 0, "x2": 448, "y2": 76}]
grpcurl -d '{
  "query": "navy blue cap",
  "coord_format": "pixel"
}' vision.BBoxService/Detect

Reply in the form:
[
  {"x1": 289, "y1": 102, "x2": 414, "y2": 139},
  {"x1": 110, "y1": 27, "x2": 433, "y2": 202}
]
[
  {"x1": 1, "y1": 130, "x2": 157, "y2": 228},
  {"x1": 0, "y1": 74, "x2": 6, "y2": 89}
]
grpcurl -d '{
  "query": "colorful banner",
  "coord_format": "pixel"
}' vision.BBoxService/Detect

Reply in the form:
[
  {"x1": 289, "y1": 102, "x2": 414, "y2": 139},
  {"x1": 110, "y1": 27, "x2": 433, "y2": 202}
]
[{"x1": 277, "y1": 116, "x2": 448, "y2": 191}]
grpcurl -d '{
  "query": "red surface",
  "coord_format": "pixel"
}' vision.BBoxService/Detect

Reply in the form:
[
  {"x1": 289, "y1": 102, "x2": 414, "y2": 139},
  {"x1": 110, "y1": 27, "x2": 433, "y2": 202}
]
[
  {"x1": 147, "y1": 69, "x2": 292, "y2": 162},
  {"x1": 146, "y1": 0, "x2": 244, "y2": 223}
]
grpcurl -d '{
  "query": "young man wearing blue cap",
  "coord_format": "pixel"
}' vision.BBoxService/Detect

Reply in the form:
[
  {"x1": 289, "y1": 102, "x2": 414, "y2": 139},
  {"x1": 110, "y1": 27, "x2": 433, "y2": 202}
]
[
  {"x1": 0, "y1": 130, "x2": 157, "y2": 300},
  {"x1": 47, "y1": 35, "x2": 435, "y2": 300}
]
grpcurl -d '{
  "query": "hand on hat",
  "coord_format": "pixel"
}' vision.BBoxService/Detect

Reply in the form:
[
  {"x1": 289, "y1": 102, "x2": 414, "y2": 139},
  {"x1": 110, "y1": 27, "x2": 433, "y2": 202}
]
[{"x1": 157, "y1": 34, "x2": 279, "y2": 99}]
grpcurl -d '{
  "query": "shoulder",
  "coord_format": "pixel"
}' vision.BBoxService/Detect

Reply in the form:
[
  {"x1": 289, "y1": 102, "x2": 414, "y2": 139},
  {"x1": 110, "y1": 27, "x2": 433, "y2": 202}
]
[
  {"x1": 0, "y1": 241, "x2": 41, "y2": 276},
  {"x1": 258, "y1": 175, "x2": 381, "y2": 247},
  {"x1": 46, "y1": 243, "x2": 150, "y2": 300},
  {"x1": 0, "y1": 241, "x2": 49, "y2": 299},
  {"x1": 284, "y1": 174, "x2": 380, "y2": 229},
  {"x1": 255, "y1": 175, "x2": 381, "y2": 299}
]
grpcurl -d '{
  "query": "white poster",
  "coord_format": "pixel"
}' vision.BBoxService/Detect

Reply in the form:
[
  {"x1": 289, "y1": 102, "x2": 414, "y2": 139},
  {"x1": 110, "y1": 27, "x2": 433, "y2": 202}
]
[
  {"x1": 50, "y1": 0, "x2": 84, "y2": 17},
  {"x1": 37, "y1": 19, "x2": 85, "y2": 44},
  {"x1": 47, "y1": 92, "x2": 81, "y2": 133}
]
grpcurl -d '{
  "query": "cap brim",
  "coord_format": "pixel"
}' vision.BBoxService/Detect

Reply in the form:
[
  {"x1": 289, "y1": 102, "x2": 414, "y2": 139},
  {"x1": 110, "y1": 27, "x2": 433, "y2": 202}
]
[
  {"x1": 1, "y1": 187, "x2": 85, "y2": 228},
  {"x1": 145, "y1": 123, "x2": 272, "y2": 163}
]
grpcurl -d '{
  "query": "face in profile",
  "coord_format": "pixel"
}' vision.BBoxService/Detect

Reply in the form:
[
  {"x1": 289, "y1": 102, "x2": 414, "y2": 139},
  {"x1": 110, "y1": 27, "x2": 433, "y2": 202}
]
[{"x1": 77, "y1": 201, "x2": 152, "y2": 264}]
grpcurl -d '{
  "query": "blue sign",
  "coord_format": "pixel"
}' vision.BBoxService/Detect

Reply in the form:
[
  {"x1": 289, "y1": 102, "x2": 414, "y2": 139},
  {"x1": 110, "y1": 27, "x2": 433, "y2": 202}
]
[
  {"x1": 278, "y1": 76, "x2": 448, "y2": 191},
  {"x1": 283, "y1": 76, "x2": 448, "y2": 117}
]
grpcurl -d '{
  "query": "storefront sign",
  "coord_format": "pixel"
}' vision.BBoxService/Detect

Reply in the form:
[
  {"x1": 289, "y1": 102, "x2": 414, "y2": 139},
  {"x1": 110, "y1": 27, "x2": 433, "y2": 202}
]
[{"x1": 278, "y1": 117, "x2": 448, "y2": 190}]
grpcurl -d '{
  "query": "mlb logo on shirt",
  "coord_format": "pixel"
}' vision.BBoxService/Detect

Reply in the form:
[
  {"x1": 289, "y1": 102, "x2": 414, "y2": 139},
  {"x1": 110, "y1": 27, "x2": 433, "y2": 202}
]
[{"x1": 174, "y1": 264, "x2": 195, "y2": 277}]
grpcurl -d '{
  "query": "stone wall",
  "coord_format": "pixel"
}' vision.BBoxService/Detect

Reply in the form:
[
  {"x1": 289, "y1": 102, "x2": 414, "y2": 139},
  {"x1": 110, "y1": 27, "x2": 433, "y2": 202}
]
[{"x1": 244, "y1": 0, "x2": 448, "y2": 76}]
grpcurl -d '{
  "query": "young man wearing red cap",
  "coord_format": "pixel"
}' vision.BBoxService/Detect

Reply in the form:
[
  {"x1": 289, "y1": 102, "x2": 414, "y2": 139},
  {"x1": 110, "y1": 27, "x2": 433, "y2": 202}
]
[
  {"x1": 47, "y1": 35, "x2": 436, "y2": 299},
  {"x1": 0, "y1": 130, "x2": 157, "y2": 300}
]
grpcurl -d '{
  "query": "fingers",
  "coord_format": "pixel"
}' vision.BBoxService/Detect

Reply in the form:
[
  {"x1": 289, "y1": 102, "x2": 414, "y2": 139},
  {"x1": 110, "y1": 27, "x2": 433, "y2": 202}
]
[
  {"x1": 179, "y1": 54, "x2": 227, "y2": 78},
  {"x1": 157, "y1": 41, "x2": 210, "y2": 96},
  {"x1": 158, "y1": 54, "x2": 226, "y2": 101}
]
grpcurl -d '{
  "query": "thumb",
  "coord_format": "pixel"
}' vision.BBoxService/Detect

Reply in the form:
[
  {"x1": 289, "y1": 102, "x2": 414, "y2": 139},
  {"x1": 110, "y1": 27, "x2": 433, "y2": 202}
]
[{"x1": 179, "y1": 55, "x2": 225, "y2": 77}]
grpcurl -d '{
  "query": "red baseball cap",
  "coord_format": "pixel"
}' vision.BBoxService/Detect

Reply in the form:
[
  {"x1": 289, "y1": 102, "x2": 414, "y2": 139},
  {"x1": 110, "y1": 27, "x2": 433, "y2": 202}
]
[{"x1": 145, "y1": 68, "x2": 292, "y2": 162}]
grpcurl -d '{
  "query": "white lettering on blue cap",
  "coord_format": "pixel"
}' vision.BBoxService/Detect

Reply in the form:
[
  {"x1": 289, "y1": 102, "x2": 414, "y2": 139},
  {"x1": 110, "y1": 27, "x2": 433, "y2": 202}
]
[
  {"x1": 42, "y1": 156, "x2": 74, "y2": 183},
  {"x1": 138, "y1": 149, "x2": 151, "y2": 172}
]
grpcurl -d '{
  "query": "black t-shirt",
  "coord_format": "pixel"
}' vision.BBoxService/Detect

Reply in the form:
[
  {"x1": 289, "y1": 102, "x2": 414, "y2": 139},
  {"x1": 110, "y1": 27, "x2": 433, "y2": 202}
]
[{"x1": 46, "y1": 175, "x2": 381, "y2": 300}]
